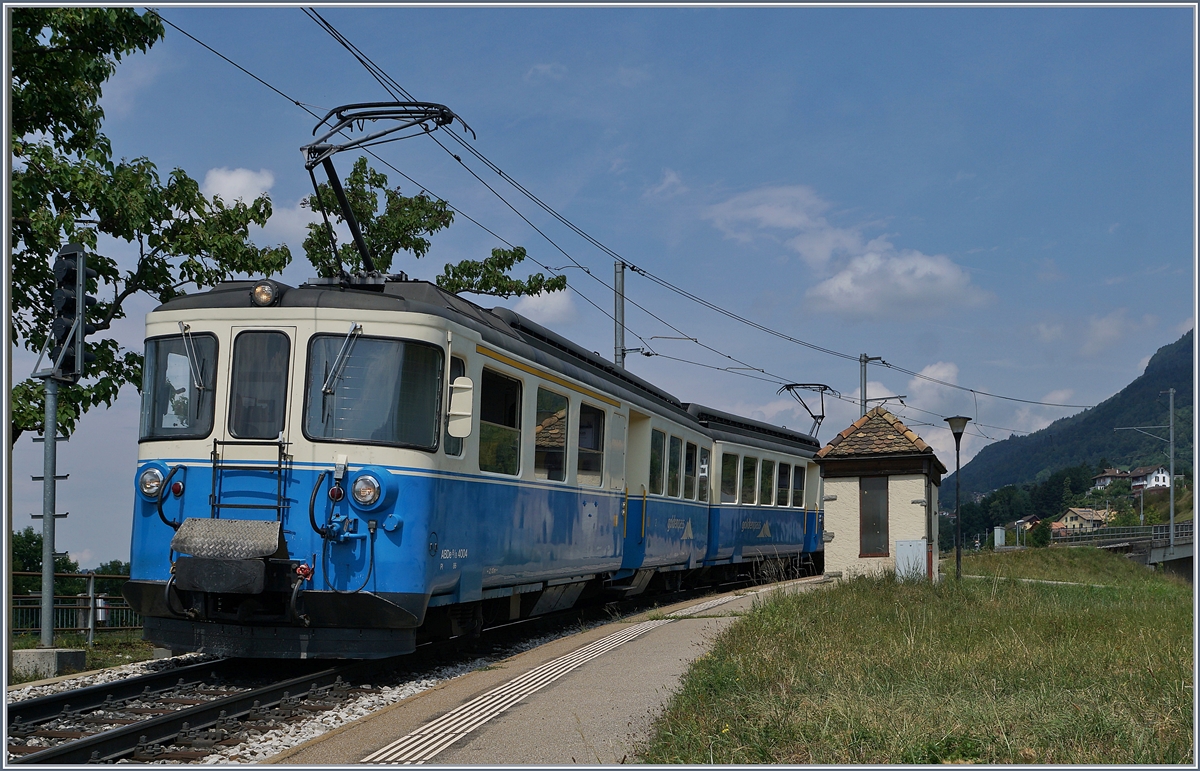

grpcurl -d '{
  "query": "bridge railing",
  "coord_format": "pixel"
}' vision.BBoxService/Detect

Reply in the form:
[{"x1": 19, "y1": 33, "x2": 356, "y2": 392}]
[{"x1": 1050, "y1": 521, "x2": 1193, "y2": 545}]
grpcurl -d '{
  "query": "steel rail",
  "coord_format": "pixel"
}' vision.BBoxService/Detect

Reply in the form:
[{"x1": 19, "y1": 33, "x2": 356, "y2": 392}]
[
  {"x1": 10, "y1": 659, "x2": 380, "y2": 764},
  {"x1": 7, "y1": 657, "x2": 240, "y2": 726}
]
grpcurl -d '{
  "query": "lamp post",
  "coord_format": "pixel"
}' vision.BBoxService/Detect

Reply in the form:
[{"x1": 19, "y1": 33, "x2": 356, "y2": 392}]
[{"x1": 945, "y1": 416, "x2": 972, "y2": 580}]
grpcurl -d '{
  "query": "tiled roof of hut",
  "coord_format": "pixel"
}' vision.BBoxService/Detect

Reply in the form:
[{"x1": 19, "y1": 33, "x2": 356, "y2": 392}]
[
  {"x1": 534, "y1": 409, "x2": 567, "y2": 449},
  {"x1": 817, "y1": 406, "x2": 942, "y2": 467}
]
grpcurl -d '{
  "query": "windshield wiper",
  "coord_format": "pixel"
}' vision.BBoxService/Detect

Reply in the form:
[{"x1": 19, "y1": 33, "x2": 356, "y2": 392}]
[
  {"x1": 178, "y1": 322, "x2": 206, "y2": 391},
  {"x1": 322, "y1": 322, "x2": 363, "y2": 395}
]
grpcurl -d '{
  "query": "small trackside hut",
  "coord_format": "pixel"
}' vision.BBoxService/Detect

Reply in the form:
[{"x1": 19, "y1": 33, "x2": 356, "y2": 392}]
[{"x1": 815, "y1": 406, "x2": 946, "y2": 581}]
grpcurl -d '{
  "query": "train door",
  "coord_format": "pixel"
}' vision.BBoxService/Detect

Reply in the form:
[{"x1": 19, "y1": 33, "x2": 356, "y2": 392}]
[
  {"x1": 212, "y1": 326, "x2": 297, "y2": 521},
  {"x1": 620, "y1": 410, "x2": 651, "y2": 570}
]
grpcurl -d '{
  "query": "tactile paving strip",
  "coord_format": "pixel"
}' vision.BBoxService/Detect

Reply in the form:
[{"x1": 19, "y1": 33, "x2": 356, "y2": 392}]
[{"x1": 361, "y1": 619, "x2": 673, "y2": 764}]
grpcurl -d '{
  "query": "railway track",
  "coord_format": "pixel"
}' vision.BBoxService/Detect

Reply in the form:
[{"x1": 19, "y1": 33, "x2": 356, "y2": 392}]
[
  {"x1": 7, "y1": 658, "x2": 387, "y2": 764},
  {"x1": 6, "y1": 572, "x2": 781, "y2": 764}
]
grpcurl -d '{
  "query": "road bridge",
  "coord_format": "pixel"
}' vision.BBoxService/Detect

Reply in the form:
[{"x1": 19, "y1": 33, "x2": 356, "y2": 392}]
[{"x1": 1051, "y1": 522, "x2": 1193, "y2": 578}]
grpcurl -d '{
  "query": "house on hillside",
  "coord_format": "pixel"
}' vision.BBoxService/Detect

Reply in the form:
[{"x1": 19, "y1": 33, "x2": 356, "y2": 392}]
[
  {"x1": 1058, "y1": 507, "x2": 1108, "y2": 532},
  {"x1": 1015, "y1": 515, "x2": 1042, "y2": 531},
  {"x1": 1128, "y1": 465, "x2": 1170, "y2": 492},
  {"x1": 816, "y1": 406, "x2": 946, "y2": 581},
  {"x1": 1092, "y1": 468, "x2": 1128, "y2": 490}
]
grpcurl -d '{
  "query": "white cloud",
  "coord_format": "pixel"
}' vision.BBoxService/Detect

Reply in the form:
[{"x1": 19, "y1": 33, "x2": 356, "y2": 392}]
[
  {"x1": 617, "y1": 66, "x2": 649, "y2": 87},
  {"x1": 704, "y1": 186, "x2": 848, "y2": 261},
  {"x1": 260, "y1": 200, "x2": 325, "y2": 247},
  {"x1": 1178, "y1": 317, "x2": 1194, "y2": 335},
  {"x1": 644, "y1": 168, "x2": 687, "y2": 199},
  {"x1": 525, "y1": 63, "x2": 567, "y2": 82},
  {"x1": 805, "y1": 244, "x2": 990, "y2": 320},
  {"x1": 99, "y1": 56, "x2": 160, "y2": 118},
  {"x1": 513, "y1": 289, "x2": 576, "y2": 325},
  {"x1": 1034, "y1": 321, "x2": 1064, "y2": 342},
  {"x1": 706, "y1": 185, "x2": 988, "y2": 320},
  {"x1": 1041, "y1": 388, "x2": 1075, "y2": 405},
  {"x1": 202, "y1": 167, "x2": 275, "y2": 203},
  {"x1": 1080, "y1": 308, "x2": 1156, "y2": 357}
]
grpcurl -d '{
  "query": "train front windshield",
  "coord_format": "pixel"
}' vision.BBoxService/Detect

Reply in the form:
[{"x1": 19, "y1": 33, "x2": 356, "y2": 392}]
[
  {"x1": 140, "y1": 334, "x2": 218, "y2": 440},
  {"x1": 304, "y1": 335, "x2": 443, "y2": 449}
]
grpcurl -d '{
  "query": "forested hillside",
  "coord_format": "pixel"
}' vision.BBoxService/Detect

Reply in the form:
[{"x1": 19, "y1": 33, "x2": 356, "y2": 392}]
[{"x1": 948, "y1": 330, "x2": 1193, "y2": 496}]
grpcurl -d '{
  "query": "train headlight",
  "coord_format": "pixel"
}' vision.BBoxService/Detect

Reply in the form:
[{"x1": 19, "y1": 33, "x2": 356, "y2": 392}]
[
  {"x1": 139, "y1": 467, "x2": 164, "y2": 497},
  {"x1": 251, "y1": 280, "x2": 277, "y2": 307},
  {"x1": 352, "y1": 474, "x2": 381, "y2": 506}
]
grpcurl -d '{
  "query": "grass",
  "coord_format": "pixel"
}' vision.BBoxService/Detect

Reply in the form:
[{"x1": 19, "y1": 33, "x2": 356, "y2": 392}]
[
  {"x1": 9, "y1": 631, "x2": 155, "y2": 685},
  {"x1": 641, "y1": 548, "x2": 1193, "y2": 764}
]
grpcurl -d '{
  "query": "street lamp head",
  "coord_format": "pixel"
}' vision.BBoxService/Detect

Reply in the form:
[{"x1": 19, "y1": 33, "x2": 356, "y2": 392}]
[{"x1": 945, "y1": 415, "x2": 971, "y2": 439}]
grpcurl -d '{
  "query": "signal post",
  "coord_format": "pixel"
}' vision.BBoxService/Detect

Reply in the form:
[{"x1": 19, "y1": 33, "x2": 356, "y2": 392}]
[{"x1": 30, "y1": 244, "x2": 96, "y2": 656}]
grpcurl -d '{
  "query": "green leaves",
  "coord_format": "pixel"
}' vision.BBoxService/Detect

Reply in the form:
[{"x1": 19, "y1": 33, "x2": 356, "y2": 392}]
[
  {"x1": 437, "y1": 246, "x2": 568, "y2": 298},
  {"x1": 11, "y1": 8, "x2": 291, "y2": 442},
  {"x1": 301, "y1": 156, "x2": 568, "y2": 299},
  {"x1": 303, "y1": 156, "x2": 453, "y2": 276},
  {"x1": 11, "y1": 8, "x2": 164, "y2": 153}
]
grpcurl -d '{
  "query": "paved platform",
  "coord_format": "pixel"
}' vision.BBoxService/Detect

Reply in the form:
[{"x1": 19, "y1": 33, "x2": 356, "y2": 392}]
[{"x1": 269, "y1": 576, "x2": 828, "y2": 765}]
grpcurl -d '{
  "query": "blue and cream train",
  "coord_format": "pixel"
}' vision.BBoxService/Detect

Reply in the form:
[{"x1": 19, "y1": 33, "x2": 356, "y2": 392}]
[{"x1": 123, "y1": 276, "x2": 825, "y2": 658}]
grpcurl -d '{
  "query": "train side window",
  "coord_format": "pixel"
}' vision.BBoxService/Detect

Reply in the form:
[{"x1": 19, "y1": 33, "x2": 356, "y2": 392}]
[
  {"x1": 684, "y1": 442, "x2": 697, "y2": 499},
  {"x1": 720, "y1": 453, "x2": 738, "y2": 503},
  {"x1": 443, "y1": 357, "x2": 466, "y2": 456},
  {"x1": 649, "y1": 429, "x2": 666, "y2": 495},
  {"x1": 534, "y1": 388, "x2": 568, "y2": 482},
  {"x1": 668, "y1": 436, "x2": 683, "y2": 497},
  {"x1": 479, "y1": 368, "x2": 522, "y2": 475},
  {"x1": 759, "y1": 460, "x2": 775, "y2": 507},
  {"x1": 793, "y1": 464, "x2": 806, "y2": 507},
  {"x1": 577, "y1": 403, "x2": 605, "y2": 487},
  {"x1": 777, "y1": 463, "x2": 791, "y2": 506},
  {"x1": 698, "y1": 447, "x2": 711, "y2": 502},
  {"x1": 740, "y1": 457, "x2": 758, "y2": 505}
]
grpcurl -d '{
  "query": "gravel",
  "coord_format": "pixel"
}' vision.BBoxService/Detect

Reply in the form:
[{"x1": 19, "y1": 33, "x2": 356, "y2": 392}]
[
  {"x1": 9, "y1": 612, "x2": 631, "y2": 764},
  {"x1": 6, "y1": 653, "x2": 220, "y2": 704}
]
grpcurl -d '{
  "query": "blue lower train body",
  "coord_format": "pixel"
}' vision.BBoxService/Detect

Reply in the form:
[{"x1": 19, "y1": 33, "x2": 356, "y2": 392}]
[{"x1": 126, "y1": 457, "x2": 822, "y2": 658}]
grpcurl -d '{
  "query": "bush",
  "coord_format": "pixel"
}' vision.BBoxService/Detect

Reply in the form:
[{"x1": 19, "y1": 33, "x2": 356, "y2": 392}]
[{"x1": 1028, "y1": 519, "x2": 1051, "y2": 547}]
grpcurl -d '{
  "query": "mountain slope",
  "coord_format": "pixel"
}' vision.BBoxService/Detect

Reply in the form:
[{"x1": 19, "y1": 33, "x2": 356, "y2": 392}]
[{"x1": 950, "y1": 330, "x2": 1193, "y2": 495}]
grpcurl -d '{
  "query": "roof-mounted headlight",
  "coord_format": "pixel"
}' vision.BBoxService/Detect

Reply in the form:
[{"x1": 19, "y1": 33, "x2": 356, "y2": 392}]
[{"x1": 251, "y1": 280, "x2": 279, "y2": 307}]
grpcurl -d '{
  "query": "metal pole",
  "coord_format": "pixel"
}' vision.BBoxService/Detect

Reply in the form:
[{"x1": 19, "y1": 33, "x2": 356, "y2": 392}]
[
  {"x1": 87, "y1": 572, "x2": 96, "y2": 647},
  {"x1": 614, "y1": 261, "x2": 625, "y2": 368},
  {"x1": 40, "y1": 379, "x2": 58, "y2": 649},
  {"x1": 1168, "y1": 388, "x2": 1175, "y2": 549},
  {"x1": 860, "y1": 354, "x2": 867, "y2": 416},
  {"x1": 955, "y1": 436, "x2": 962, "y2": 580}
]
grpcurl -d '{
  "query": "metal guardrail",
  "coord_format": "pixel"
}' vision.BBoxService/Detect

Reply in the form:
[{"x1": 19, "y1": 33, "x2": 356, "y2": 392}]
[
  {"x1": 9, "y1": 572, "x2": 140, "y2": 643},
  {"x1": 1051, "y1": 521, "x2": 1193, "y2": 545}
]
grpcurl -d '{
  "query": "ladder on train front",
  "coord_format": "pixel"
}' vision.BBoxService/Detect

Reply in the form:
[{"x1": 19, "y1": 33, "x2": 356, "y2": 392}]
[{"x1": 209, "y1": 438, "x2": 292, "y2": 520}]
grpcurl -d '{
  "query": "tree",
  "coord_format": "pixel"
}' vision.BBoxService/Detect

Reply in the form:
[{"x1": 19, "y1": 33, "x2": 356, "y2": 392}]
[
  {"x1": 11, "y1": 527, "x2": 82, "y2": 595},
  {"x1": 303, "y1": 156, "x2": 567, "y2": 297},
  {"x1": 1028, "y1": 519, "x2": 1051, "y2": 548},
  {"x1": 11, "y1": 8, "x2": 291, "y2": 442},
  {"x1": 94, "y1": 559, "x2": 130, "y2": 596}
]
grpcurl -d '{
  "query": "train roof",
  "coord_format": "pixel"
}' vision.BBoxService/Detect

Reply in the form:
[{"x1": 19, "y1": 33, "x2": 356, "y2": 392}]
[{"x1": 153, "y1": 277, "x2": 817, "y2": 455}]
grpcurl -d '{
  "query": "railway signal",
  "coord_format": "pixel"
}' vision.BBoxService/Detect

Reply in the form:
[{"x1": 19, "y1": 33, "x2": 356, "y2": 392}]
[{"x1": 49, "y1": 243, "x2": 98, "y2": 383}]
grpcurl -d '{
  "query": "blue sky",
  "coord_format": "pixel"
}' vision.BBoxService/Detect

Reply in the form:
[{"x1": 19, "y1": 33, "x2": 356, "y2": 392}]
[{"x1": 11, "y1": 6, "x2": 1195, "y2": 566}]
